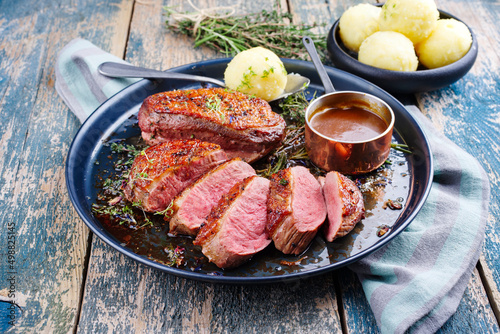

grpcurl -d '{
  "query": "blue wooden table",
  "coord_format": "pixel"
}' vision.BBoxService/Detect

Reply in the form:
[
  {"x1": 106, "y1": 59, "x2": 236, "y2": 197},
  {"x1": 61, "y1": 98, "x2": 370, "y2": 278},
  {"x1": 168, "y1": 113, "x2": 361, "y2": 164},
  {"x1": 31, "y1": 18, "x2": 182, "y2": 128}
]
[{"x1": 0, "y1": 0, "x2": 499, "y2": 332}]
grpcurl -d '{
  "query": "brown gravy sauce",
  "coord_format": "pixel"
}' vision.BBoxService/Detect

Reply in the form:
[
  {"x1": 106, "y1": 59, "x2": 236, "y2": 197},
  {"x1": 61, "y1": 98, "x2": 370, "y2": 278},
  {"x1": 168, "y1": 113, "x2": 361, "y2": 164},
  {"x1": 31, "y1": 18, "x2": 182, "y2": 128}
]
[{"x1": 309, "y1": 106, "x2": 388, "y2": 141}]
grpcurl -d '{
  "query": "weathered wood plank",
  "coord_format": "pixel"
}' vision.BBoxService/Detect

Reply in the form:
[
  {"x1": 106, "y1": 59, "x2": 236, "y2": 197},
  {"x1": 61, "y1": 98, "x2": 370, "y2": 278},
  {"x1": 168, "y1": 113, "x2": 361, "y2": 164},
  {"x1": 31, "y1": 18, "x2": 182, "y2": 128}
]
[
  {"x1": 438, "y1": 268, "x2": 499, "y2": 333},
  {"x1": 418, "y1": 0, "x2": 500, "y2": 323},
  {"x1": 76, "y1": 0, "x2": 343, "y2": 332},
  {"x1": 78, "y1": 238, "x2": 342, "y2": 333},
  {"x1": 0, "y1": 0, "x2": 133, "y2": 332},
  {"x1": 334, "y1": 269, "x2": 379, "y2": 333}
]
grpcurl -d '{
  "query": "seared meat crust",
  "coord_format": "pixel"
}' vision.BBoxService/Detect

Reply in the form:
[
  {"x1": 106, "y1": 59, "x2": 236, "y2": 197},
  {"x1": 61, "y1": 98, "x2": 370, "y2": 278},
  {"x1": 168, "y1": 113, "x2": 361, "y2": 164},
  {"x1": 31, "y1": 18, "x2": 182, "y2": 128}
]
[
  {"x1": 123, "y1": 139, "x2": 227, "y2": 212},
  {"x1": 335, "y1": 173, "x2": 365, "y2": 238},
  {"x1": 138, "y1": 88, "x2": 286, "y2": 163},
  {"x1": 266, "y1": 169, "x2": 293, "y2": 237}
]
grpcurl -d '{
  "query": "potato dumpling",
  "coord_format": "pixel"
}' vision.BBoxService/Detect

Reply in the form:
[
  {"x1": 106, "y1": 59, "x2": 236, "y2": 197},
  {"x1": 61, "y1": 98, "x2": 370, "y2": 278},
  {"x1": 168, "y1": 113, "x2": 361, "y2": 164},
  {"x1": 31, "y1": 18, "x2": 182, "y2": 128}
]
[
  {"x1": 358, "y1": 31, "x2": 418, "y2": 71},
  {"x1": 416, "y1": 19, "x2": 472, "y2": 69},
  {"x1": 224, "y1": 47, "x2": 287, "y2": 101},
  {"x1": 379, "y1": 0, "x2": 439, "y2": 45},
  {"x1": 339, "y1": 4, "x2": 381, "y2": 52}
]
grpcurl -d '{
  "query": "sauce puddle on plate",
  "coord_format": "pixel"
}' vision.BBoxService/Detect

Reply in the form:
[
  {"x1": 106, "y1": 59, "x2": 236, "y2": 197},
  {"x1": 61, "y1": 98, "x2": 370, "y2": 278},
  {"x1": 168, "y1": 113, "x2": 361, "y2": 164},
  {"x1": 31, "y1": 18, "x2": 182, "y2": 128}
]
[{"x1": 309, "y1": 106, "x2": 388, "y2": 141}]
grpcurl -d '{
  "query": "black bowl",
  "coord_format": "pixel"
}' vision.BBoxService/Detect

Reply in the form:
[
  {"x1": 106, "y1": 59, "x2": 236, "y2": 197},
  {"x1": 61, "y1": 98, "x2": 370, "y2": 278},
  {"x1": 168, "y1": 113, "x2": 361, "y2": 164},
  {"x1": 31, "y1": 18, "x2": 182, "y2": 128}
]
[{"x1": 327, "y1": 8, "x2": 478, "y2": 94}]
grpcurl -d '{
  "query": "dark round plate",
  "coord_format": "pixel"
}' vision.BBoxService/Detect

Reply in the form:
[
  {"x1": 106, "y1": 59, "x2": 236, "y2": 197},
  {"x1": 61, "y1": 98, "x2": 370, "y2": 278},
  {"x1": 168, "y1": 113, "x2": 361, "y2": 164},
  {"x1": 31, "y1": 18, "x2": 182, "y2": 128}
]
[
  {"x1": 327, "y1": 7, "x2": 478, "y2": 94},
  {"x1": 65, "y1": 58, "x2": 433, "y2": 284}
]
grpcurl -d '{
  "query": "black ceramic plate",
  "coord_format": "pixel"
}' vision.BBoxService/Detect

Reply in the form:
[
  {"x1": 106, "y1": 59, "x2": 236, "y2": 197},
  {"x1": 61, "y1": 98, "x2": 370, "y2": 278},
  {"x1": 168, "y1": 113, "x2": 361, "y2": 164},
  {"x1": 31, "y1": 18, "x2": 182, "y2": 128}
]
[
  {"x1": 66, "y1": 58, "x2": 433, "y2": 284},
  {"x1": 327, "y1": 7, "x2": 478, "y2": 94}
]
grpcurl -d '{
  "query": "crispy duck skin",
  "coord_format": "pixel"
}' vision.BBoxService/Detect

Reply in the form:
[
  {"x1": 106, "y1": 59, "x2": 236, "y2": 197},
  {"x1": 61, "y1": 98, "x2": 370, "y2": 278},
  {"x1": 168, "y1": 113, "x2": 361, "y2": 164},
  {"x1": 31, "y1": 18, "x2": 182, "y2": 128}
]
[
  {"x1": 123, "y1": 139, "x2": 227, "y2": 213},
  {"x1": 266, "y1": 169, "x2": 293, "y2": 237},
  {"x1": 138, "y1": 88, "x2": 286, "y2": 163}
]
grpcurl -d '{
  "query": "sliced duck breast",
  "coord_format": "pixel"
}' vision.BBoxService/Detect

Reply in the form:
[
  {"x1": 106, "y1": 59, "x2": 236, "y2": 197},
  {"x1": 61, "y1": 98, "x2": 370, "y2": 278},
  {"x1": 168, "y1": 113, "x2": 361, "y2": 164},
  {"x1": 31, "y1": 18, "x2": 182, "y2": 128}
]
[
  {"x1": 267, "y1": 166, "x2": 327, "y2": 255},
  {"x1": 323, "y1": 171, "x2": 365, "y2": 242},
  {"x1": 194, "y1": 176, "x2": 271, "y2": 269},
  {"x1": 169, "y1": 158, "x2": 256, "y2": 236}
]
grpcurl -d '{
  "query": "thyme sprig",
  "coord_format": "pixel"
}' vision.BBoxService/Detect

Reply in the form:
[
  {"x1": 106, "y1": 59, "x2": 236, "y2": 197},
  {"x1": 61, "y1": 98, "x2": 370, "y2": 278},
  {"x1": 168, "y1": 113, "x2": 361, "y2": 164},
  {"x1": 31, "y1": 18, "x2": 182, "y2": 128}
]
[
  {"x1": 278, "y1": 90, "x2": 313, "y2": 126},
  {"x1": 155, "y1": 201, "x2": 175, "y2": 220},
  {"x1": 92, "y1": 140, "x2": 154, "y2": 229},
  {"x1": 256, "y1": 92, "x2": 311, "y2": 177},
  {"x1": 390, "y1": 143, "x2": 412, "y2": 154},
  {"x1": 257, "y1": 152, "x2": 288, "y2": 178},
  {"x1": 206, "y1": 95, "x2": 225, "y2": 123},
  {"x1": 164, "y1": 2, "x2": 327, "y2": 60},
  {"x1": 111, "y1": 142, "x2": 142, "y2": 156}
]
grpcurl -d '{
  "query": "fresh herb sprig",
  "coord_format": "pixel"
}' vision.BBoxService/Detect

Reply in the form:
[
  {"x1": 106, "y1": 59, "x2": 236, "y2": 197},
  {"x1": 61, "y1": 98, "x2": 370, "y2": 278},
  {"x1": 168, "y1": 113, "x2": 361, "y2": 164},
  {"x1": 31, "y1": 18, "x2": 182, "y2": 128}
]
[
  {"x1": 164, "y1": 2, "x2": 327, "y2": 60},
  {"x1": 256, "y1": 92, "x2": 311, "y2": 177},
  {"x1": 390, "y1": 143, "x2": 412, "y2": 154},
  {"x1": 206, "y1": 95, "x2": 225, "y2": 122},
  {"x1": 278, "y1": 90, "x2": 312, "y2": 126},
  {"x1": 92, "y1": 141, "x2": 155, "y2": 229},
  {"x1": 155, "y1": 201, "x2": 174, "y2": 219}
]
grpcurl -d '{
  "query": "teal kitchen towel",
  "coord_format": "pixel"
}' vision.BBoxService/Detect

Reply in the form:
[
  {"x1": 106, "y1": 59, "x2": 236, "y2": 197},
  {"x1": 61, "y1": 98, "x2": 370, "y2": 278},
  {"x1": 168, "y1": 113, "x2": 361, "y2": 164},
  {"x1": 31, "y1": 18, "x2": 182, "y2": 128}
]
[
  {"x1": 55, "y1": 38, "x2": 140, "y2": 122},
  {"x1": 348, "y1": 106, "x2": 490, "y2": 333},
  {"x1": 56, "y1": 39, "x2": 490, "y2": 334}
]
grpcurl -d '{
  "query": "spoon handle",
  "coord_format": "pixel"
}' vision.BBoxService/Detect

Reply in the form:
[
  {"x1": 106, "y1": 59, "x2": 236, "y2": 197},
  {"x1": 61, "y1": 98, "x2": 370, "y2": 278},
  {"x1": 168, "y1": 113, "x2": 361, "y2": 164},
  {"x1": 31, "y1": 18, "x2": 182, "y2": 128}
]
[
  {"x1": 98, "y1": 62, "x2": 226, "y2": 87},
  {"x1": 302, "y1": 36, "x2": 336, "y2": 94}
]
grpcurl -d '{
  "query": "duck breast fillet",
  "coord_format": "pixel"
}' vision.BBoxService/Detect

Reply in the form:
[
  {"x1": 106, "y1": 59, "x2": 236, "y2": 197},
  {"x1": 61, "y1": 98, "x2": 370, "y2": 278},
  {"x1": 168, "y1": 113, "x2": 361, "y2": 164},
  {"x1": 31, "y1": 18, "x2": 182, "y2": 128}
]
[
  {"x1": 267, "y1": 166, "x2": 327, "y2": 255},
  {"x1": 169, "y1": 158, "x2": 256, "y2": 237},
  {"x1": 194, "y1": 176, "x2": 271, "y2": 269},
  {"x1": 323, "y1": 171, "x2": 365, "y2": 242},
  {"x1": 123, "y1": 139, "x2": 227, "y2": 213},
  {"x1": 138, "y1": 88, "x2": 286, "y2": 163}
]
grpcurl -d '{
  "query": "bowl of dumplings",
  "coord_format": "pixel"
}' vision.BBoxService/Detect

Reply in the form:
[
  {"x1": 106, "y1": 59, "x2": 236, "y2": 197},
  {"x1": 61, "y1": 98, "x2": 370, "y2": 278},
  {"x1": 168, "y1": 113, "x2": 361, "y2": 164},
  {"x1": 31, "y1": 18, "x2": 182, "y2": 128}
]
[{"x1": 327, "y1": 0, "x2": 478, "y2": 94}]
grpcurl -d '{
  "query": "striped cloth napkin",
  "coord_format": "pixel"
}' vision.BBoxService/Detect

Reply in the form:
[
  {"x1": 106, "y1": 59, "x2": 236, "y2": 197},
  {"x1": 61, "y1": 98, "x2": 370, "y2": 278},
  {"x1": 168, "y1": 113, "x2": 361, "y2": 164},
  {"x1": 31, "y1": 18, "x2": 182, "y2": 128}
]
[
  {"x1": 55, "y1": 38, "x2": 140, "y2": 122},
  {"x1": 348, "y1": 106, "x2": 489, "y2": 333},
  {"x1": 56, "y1": 38, "x2": 490, "y2": 334}
]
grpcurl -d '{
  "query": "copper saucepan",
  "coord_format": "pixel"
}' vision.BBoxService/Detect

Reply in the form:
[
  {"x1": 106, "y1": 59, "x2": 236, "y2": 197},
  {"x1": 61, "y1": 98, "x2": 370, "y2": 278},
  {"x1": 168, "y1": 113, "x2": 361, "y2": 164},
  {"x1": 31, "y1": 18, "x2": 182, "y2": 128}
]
[{"x1": 302, "y1": 37, "x2": 395, "y2": 175}]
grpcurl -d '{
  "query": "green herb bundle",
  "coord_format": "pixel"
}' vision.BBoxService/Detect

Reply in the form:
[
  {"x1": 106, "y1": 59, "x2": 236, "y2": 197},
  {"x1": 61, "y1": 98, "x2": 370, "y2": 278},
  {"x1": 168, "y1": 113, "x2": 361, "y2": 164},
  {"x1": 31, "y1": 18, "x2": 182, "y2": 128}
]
[{"x1": 164, "y1": 2, "x2": 327, "y2": 59}]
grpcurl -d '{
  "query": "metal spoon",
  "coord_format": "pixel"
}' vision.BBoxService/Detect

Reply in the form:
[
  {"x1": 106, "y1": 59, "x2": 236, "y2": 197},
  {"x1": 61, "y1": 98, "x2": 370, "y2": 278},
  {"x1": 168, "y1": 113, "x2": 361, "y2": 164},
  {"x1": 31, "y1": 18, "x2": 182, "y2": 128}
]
[
  {"x1": 98, "y1": 62, "x2": 310, "y2": 102},
  {"x1": 302, "y1": 36, "x2": 336, "y2": 94}
]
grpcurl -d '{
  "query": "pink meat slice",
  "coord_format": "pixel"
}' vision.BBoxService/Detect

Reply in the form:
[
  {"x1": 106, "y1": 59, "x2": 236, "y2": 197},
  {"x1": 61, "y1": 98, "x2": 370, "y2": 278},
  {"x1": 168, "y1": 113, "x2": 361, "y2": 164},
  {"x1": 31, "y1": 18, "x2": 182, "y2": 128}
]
[
  {"x1": 267, "y1": 166, "x2": 327, "y2": 255},
  {"x1": 194, "y1": 176, "x2": 271, "y2": 269},
  {"x1": 169, "y1": 158, "x2": 256, "y2": 236},
  {"x1": 323, "y1": 171, "x2": 365, "y2": 242}
]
